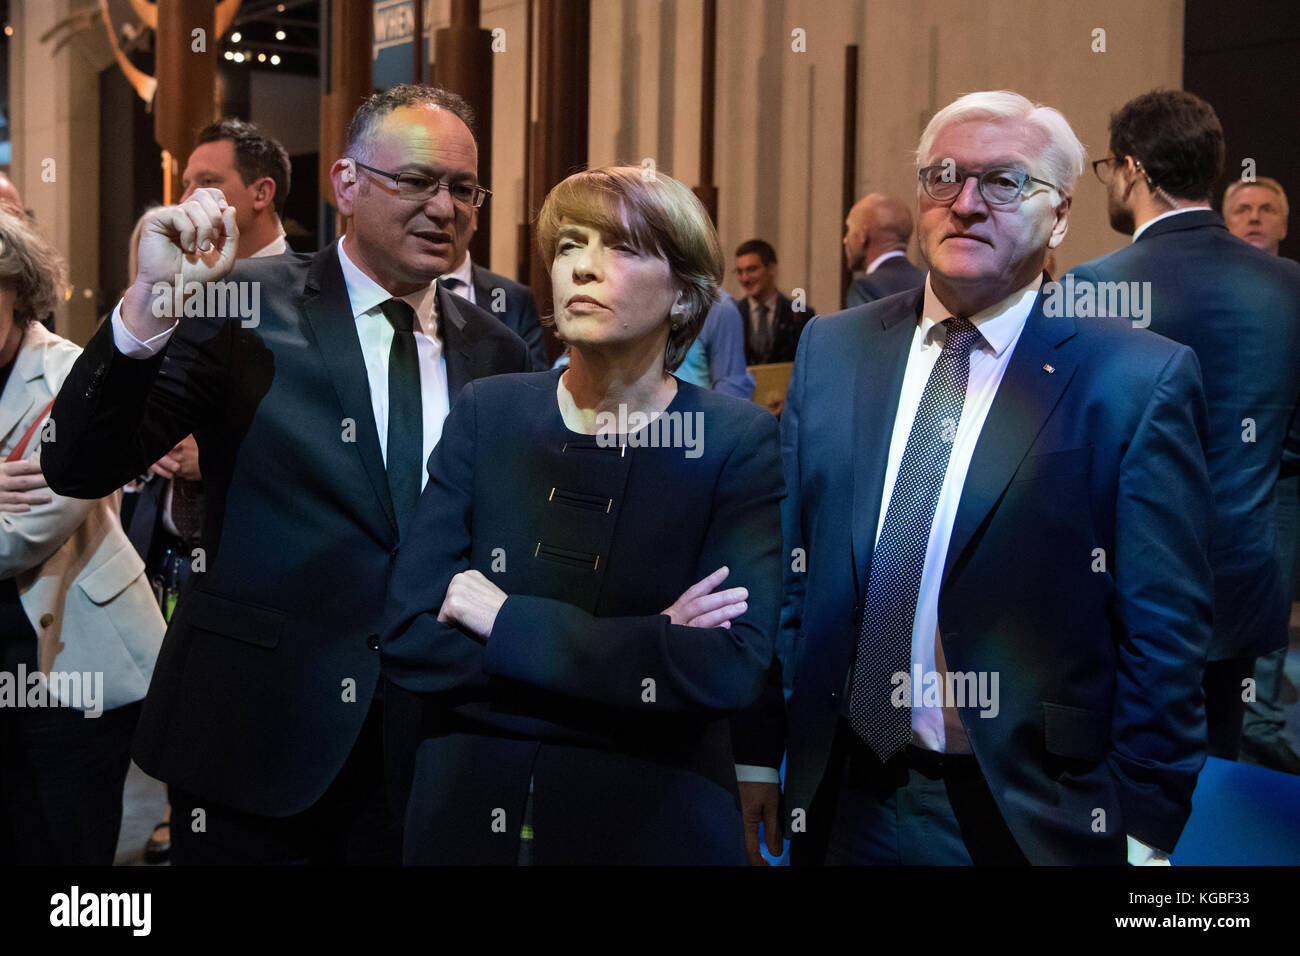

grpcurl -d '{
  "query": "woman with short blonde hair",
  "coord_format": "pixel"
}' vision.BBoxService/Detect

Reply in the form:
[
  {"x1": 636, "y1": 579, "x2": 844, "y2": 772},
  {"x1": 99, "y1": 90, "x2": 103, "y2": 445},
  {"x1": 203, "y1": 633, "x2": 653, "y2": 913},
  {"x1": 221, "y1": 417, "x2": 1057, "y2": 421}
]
[{"x1": 383, "y1": 166, "x2": 783, "y2": 865}]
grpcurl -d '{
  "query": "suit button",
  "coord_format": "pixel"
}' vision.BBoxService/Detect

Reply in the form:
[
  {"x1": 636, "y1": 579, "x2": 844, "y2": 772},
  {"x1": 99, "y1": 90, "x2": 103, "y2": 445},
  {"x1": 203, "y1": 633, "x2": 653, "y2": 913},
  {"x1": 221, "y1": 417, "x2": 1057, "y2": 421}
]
[
  {"x1": 829, "y1": 690, "x2": 839, "y2": 702},
  {"x1": 39, "y1": 613, "x2": 54, "y2": 628},
  {"x1": 367, "y1": 633, "x2": 380, "y2": 651}
]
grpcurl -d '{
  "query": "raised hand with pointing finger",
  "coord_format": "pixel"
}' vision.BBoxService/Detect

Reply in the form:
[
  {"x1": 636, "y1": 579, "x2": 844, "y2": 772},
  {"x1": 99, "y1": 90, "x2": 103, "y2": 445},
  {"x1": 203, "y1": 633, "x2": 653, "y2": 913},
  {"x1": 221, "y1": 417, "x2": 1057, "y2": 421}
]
[{"x1": 120, "y1": 187, "x2": 239, "y2": 343}]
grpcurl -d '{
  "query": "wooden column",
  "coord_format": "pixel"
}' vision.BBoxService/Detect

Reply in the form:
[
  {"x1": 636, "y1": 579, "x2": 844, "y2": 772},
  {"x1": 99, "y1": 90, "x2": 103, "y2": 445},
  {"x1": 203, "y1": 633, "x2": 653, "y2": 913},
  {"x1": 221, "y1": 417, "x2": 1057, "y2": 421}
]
[
  {"x1": 154, "y1": 0, "x2": 218, "y2": 202},
  {"x1": 321, "y1": 0, "x2": 373, "y2": 237},
  {"x1": 517, "y1": 0, "x2": 535, "y2": 284},
  {"x1": 434, "y1": 0, "x2": 494, "y2": 266},
  {"x1": 841, "y1": 44, "x2": 859, "y2": 308},
  {"x1": 693, "y1": 0, "x2": 718, "y2": 223},
  {"x1": 412, "y1": 0, "x2": 426, "y2": 83},
  {"x1": 528, "y1": 0, "x2": 590, "y2": 361}
]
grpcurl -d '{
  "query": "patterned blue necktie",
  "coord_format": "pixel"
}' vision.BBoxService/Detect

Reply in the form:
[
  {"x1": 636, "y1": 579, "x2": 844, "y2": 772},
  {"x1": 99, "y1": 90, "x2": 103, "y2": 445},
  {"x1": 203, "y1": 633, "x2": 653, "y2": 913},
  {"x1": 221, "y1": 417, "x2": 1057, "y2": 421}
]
[{"x1": 849, "y1": 316, "x2": 983, "y2": 760}]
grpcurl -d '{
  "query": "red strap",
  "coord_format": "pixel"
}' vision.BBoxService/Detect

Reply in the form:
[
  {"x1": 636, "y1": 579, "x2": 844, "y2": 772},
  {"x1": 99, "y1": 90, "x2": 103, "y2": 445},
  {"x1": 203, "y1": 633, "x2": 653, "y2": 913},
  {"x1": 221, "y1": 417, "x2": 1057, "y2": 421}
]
[{"x1": 6, "y1": 400, "x2": 55, "y2": 462}]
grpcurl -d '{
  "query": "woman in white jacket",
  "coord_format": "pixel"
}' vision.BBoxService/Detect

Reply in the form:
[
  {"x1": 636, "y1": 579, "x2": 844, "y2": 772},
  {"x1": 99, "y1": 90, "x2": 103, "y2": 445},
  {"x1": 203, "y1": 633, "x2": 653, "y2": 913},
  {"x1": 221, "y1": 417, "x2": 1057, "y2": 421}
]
[{"x1": 0, "y1": 202, "x2": 165, "y2": 864}]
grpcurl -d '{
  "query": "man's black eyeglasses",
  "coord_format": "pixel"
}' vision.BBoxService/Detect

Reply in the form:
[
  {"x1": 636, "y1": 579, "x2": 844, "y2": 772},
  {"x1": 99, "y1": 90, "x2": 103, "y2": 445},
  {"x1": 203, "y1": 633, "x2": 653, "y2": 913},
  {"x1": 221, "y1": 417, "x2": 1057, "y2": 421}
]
[
  {"x1": 918, "y1": 165, "x2": 1059, "y2": 206},
  {"x1": 351, "y1": 161, "x2": 491, "y2": 208}
]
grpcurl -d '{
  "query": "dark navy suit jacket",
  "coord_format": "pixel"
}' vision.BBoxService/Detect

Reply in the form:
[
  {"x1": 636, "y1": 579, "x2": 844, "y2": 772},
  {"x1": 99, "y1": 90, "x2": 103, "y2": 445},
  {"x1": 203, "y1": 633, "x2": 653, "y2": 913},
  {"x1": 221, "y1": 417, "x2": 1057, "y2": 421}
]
[
  {"x1": 382, "y1": 370, "x2": 783, "y2": 864},
  {"x1": 470, "y1": 263, "x2": 548, "y2": 371},
  {"x1": 738, "y1": 293, "x2": 814, "y2": 364},
  {"x1": 1070, "y1": 210, "x2": 1300, "y2": 661},
  {"x1": 778, "y1": 280, "x2": 1215, "y2": 863},
  {"x1": 845, "y1": 255, "x2": 926, "y2": 308}
]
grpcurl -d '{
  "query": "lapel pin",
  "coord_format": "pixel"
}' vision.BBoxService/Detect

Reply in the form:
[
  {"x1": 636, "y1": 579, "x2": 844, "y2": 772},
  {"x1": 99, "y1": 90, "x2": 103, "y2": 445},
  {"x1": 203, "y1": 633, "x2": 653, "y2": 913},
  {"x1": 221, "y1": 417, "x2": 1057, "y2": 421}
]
[{"x1": 1042, "y1": 364, "x2": 1055, "y2": 374}]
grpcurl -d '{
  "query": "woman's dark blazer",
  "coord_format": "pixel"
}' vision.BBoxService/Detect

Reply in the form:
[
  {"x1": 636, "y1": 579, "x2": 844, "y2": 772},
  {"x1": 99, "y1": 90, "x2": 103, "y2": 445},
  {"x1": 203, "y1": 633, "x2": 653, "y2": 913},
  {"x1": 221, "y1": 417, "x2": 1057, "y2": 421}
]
[{"x1": 381, "y1": 369, "x2": 783, "y2": 864}]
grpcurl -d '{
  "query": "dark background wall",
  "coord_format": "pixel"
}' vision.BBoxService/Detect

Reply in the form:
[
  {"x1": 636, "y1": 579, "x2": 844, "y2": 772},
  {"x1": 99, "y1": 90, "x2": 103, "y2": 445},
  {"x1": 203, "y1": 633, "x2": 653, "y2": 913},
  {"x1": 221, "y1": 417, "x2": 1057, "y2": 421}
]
[{"x1": 1185, "y1": 0, "x2": 1300, "y2": 262}]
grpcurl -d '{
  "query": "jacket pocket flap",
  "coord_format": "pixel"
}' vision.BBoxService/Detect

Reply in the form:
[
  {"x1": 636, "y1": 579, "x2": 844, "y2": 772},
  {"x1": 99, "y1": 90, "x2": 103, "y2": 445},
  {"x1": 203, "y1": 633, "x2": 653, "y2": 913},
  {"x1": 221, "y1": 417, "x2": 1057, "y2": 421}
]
[
  {"x1": 1042, "y1": 701, "x2": 1110, "y2": 761},
  {"x1": 77, "y1": 543, "x2": 146, "y2": 605},
  {"x1": 1013, "y1": 446, "x2": 1092, "y2": 483},
  {"x1": 185, "y1": 591, "x2": 285, "y2": 648}
]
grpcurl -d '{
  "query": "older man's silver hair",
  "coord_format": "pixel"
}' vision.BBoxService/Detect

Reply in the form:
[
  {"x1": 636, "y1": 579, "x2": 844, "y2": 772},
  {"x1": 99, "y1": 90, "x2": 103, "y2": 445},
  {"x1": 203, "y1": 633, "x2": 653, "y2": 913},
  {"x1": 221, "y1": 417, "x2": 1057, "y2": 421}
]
[
  {"x1": 916, "y1": 90, "x2": 1087, "y2": 199},
  {"x1": 1223, "y1": 176, "x2": 1289, "y2": 221}
]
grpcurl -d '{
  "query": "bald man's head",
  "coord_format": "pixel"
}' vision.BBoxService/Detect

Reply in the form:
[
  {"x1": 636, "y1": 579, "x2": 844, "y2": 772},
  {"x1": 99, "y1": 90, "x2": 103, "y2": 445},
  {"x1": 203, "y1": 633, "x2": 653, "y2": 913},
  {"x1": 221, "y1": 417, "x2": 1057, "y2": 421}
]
[{"x1": 843, "y1": 193, "x2": 913, "y2": 271}]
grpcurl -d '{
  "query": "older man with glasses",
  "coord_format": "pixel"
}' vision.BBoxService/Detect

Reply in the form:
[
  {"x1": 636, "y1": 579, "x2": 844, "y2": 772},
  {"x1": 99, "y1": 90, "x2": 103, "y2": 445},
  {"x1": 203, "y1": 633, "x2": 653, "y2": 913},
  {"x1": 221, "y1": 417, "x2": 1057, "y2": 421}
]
[
  {"x1": 761, "y1": 90, "x2": 1214, "y2": 866},
  {"x1": 42, "y1": 84, "x2": 530, "y2": 865}
]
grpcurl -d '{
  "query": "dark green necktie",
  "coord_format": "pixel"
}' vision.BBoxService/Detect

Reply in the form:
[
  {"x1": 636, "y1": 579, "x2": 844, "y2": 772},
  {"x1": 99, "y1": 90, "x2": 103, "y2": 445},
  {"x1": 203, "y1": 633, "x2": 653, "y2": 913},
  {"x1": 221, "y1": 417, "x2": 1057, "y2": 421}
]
[{"x1": 380, "y1": 298, "x2": 423, "y2": 535}]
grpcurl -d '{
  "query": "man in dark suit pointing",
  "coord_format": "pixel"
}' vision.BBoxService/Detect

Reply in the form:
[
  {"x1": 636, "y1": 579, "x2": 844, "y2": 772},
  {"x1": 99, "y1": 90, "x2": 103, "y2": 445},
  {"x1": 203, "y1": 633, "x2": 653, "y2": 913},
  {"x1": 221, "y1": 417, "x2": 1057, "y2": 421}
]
[
  {"x1": 774, "y1": 91, "x2": 1213, "y2": 865},
  {"x1": 42, "y1": 85, "x2": 529, "y2": 864}
]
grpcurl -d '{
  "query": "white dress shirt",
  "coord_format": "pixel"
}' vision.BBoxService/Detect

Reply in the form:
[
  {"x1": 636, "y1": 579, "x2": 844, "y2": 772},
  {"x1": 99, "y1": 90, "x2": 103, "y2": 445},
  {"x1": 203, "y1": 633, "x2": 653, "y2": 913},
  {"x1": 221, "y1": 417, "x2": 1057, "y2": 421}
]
[
  {"x1": 328, "y1": 237, "x2": 449, "y2": 485},
  {"x1": 249, "y1": 229, "x2": 289, "y2": 258},
  {"x1": 110, "y1": 235, "x2": 451, "y2": 491},
  {"x1": 441, "y1": 254, "x2": 477, "y2": 305},
  {"x1": 877, "y1": 273, "x2": 1038, "y2": 752}
]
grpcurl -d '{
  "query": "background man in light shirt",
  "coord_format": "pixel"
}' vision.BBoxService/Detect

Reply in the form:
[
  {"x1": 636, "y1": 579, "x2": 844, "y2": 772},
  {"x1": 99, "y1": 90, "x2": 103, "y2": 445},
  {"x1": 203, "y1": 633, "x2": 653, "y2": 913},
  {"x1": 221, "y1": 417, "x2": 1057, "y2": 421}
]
[
  {"x1": 140, "y1": 118, "x2": 295, "y2": 549},
  {"x1": 180, "y1": 118, "x2": 291, "y2": 259},
  {"x1": 767, "y1": 90, "x2": 1214, "y2": 865}
]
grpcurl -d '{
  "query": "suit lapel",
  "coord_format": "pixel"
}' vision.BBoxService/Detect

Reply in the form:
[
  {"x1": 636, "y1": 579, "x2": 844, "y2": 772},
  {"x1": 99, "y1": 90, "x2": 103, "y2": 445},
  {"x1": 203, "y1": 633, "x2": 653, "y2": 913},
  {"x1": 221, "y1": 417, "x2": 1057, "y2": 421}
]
[
  {"x1": 439, "y1": 284, "x2": 485, "y2": 397},
  {"x1": 941, "y1": 283, "x2": 1078, "y2": 583},
  {"x1": 850, "y1": 289, "x2": 923, "y2": 600},
  {"x1": 775, "y1": 294, "x2": 794, "y2": 346},
  {"x1": 300, "y1": 242, "x2": 398, "y2": 538},
  {"x1": 470, "y1": 264, "x2": 492, "y2": 312},
  {"x1": 0, "y1": 325, "x2": 45, "y2": 450}
]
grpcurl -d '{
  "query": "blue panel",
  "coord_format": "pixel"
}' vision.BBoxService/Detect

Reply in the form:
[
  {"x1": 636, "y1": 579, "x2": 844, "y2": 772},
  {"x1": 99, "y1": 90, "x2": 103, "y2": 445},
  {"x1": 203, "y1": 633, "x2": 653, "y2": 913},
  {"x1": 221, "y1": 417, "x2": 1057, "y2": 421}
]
[{"x1": 1173, "y1": 756, "x2": 1300, "y2": 864}]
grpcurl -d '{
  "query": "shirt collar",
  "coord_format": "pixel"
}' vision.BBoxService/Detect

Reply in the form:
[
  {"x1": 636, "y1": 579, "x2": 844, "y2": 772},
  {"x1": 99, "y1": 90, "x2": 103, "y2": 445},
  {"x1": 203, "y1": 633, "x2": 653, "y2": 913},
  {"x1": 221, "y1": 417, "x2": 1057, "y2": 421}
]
[
  {"x1": 920, "y1": 272, "x2": 1042, "y2": 358},
  {"x1": 336, "y1": 234, "x2": 441, "y2": 338},
  {"x1": 865, "y1": 249, "x2": 906, "y2": 274},
  {"x1": 750, "y1": 291, "x2": 779, "y2": 313},
  {"x1": 248, "y1": 227, "x2": 287, "y2": 258},
  {"x1": 1131, "y1": 205, "x2": 1211, "y2": 243},
  {"x1": 443, "y1": 253, "x2": 475, "y2": 291}
]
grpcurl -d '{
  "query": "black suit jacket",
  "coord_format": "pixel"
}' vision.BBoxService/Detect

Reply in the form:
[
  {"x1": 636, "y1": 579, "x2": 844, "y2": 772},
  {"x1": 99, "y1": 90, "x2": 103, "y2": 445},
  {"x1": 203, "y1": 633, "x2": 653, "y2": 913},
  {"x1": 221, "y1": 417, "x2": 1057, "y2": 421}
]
[
  {"x1": 738, "y1": 293, "x2": 814, "y2": 365},
  {"x1": 1070, "y1": 210, "x2": 1300, "y2": 661},
  {"x1": 41, "y1": 241, "x2": 530, "y2": 817},
  {"x1": 469, "y1": 263, "x2": 548, "y2": 371},
  {"x1": 845, "y1": 255, "x2": 926, "y2": 308},
  {"x1": 779, "y1": 283, "x2": 1214, "y2": 863},
  {"x1": 381, "y1": 370, "x2": 783, "y2": 863}
]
